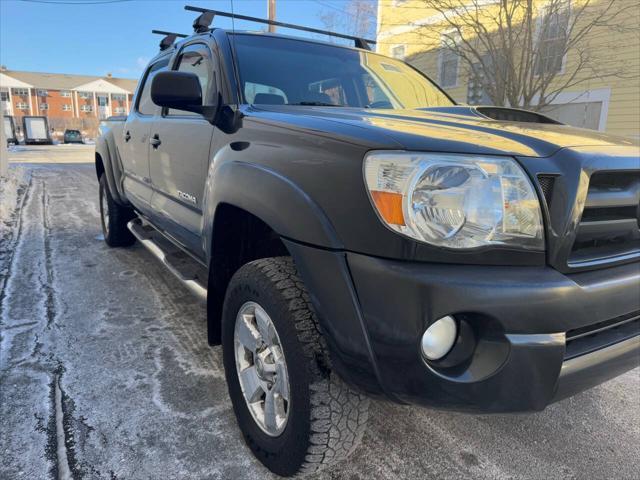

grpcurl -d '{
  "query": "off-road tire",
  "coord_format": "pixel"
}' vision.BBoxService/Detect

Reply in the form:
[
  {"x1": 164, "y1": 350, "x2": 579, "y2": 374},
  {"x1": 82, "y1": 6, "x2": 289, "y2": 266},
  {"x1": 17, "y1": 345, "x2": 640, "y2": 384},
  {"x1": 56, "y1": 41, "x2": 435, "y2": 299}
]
[
  {"x1": 222, "y1": 257, "x2": 370, "y2": 477},
  {"x1": 99, "y1": 175, "x2": 135, "y2": 247}
]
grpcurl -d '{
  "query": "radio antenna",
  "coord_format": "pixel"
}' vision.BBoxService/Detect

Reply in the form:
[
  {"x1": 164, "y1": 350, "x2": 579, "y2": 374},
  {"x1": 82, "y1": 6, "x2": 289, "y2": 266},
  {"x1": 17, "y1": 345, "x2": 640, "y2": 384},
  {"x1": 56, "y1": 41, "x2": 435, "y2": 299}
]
[{"x1": 229, "y1": 0, "x2": 242, "y2": 108}]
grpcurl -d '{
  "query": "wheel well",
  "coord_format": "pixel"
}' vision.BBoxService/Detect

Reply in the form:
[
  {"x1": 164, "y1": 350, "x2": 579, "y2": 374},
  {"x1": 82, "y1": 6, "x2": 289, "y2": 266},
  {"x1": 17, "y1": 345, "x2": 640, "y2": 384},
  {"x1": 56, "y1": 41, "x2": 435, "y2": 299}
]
[
  {"x1": 95, "y1": 153, "x2": 105, "y2": 180},
  {"x1": 207, "y1": 204, "x2": 289, "y2": 344}
]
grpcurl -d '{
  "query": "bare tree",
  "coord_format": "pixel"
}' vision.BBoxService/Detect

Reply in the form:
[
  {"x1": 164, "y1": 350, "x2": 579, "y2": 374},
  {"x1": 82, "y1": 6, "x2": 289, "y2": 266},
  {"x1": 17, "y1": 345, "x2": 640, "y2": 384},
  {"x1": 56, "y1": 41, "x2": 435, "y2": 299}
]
[
  {"x1": 412, "y1": 0, "x2": 638, "y2": 110},
  {"x1": 319, "y1": 0, "x2": 377, "y2": 40}
]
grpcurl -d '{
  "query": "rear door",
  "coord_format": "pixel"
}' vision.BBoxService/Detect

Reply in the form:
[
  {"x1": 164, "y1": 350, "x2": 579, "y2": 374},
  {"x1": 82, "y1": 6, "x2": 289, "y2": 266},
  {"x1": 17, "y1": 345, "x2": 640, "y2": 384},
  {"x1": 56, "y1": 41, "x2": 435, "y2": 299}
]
[
  {"x1": 121, "y1": 57, "x2": 169, "y2": 216},
  {"x1": 149, "y1": 42, "x2": 217, "y2": 257}
]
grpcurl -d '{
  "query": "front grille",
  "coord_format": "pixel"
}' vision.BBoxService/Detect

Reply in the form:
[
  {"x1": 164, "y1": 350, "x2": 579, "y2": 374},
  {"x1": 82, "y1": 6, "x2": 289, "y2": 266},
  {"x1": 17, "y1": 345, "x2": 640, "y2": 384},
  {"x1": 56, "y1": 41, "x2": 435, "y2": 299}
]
[
  {"x1": 537, "y1": 174, "x2": 557, "y2": 206},
  {"x1": 569, "y1": 171, "x2": 640, "y2": 266},
  {"x1": 565, "y1": 311, "x2": 640, "y2": 360}
]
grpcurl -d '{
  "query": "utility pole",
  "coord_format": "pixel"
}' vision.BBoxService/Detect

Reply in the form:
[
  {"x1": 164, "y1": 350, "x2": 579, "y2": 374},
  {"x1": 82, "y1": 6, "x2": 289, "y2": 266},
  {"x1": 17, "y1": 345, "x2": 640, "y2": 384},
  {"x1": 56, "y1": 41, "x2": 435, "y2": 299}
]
[{"x1": 268, "y1": 0, "x2": 276, "y2": 32}]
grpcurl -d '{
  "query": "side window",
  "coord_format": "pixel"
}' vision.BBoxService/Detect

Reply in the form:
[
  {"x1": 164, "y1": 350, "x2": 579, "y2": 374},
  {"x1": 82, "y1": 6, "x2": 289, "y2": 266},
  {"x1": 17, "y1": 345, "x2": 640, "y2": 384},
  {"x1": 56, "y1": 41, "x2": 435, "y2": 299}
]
[
  {"x1": 136, "y1": 58, "x2": 169, "y2": 115},
  {"x1": 245, "y1": 82, "x2": 288, "y2": 104},
  {"x1": 168, "y1": 44, "x2": 214, "y2": 116}
]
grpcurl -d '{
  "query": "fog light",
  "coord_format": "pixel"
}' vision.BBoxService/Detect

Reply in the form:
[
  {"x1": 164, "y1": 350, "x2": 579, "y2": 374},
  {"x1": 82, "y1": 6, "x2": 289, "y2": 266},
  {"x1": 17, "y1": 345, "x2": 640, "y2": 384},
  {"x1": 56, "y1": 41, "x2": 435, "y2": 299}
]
[{"x1": 421, "y1": 316, "x2": 457, "y2": 361}]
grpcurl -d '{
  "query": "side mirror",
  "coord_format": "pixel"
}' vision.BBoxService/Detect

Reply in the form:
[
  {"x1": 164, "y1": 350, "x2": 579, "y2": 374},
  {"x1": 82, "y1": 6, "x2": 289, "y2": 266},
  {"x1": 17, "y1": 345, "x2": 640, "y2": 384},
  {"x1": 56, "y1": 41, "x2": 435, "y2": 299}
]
[{"x1": 151, "y1": 71, "x2": 203, "y2": 114}]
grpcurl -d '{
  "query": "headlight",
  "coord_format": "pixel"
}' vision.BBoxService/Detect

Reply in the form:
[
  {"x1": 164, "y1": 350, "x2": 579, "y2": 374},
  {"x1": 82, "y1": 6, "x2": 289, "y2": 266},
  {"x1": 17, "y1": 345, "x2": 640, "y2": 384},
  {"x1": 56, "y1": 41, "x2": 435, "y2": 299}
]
[{"x1": 364, "y1": 151, "x2": 544, "y2": 250}]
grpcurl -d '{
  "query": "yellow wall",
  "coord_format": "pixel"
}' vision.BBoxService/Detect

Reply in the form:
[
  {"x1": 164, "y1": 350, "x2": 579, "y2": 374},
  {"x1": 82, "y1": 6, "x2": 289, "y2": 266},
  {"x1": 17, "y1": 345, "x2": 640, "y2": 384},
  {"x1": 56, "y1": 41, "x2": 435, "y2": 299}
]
[{"x1": 377, "y1": 0, "x2": 640, "y2": 139}]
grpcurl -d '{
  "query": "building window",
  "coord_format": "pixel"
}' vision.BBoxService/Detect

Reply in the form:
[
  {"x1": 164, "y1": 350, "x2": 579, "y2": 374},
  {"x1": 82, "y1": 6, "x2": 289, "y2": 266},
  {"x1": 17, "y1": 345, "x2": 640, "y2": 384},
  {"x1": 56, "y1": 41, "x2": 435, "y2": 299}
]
[
  {"x1": 17, "y1": 102, "x2": 29, "y2": 110},
  {"x1": 0, "y1": 91, "x2": 8, "y2": 101},
  {"x1": 62, "y1": 104, "x2": 72, "y2": 112},
  {"x1": 37, "y1": 89, "x2": 48, "y2": 96},
  {"x1": 12, "y1": 88, "x2": 29, "y2": 96},
  {"x1": 439, "y1": 35, "x2": 459, "y2": 88},
  {"x1": 112, "y1": 94, "x2": 126, "y2": 102},
  {"x1": 114, "y1": 107, "x2": 126, "y2": 114},
  {"x1": 61, "y1": 90, "x2": 72, "y2": 97},
  {"x1": 40, "y1": 103, "x2": 49, "y2": 110},
  {"x1": 79, "y1": 91, "x2": 92, "y2": 99},
  {"x1": 81, "y1": 104, "x2": 93, "y2": 112},
  {"x1": 391, "y1": 45, "x2": 406, "y2": 60},
  {"x1": 536, "y1": 4, "x2": 570, "y2": 75}
]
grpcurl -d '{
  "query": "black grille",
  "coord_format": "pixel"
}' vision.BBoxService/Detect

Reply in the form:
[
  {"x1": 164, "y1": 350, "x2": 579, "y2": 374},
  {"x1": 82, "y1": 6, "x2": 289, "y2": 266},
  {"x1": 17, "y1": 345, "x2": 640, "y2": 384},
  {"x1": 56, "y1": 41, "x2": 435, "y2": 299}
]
[
  {"x1": 537, "y1": 174, "x2": 556, "y2": 206},
  {"x1": 565, "y1": 311, "x2": 640, "y2": 360},
  {"x1": 569, "y1": 171, "x2": 640, "y2": 265}
]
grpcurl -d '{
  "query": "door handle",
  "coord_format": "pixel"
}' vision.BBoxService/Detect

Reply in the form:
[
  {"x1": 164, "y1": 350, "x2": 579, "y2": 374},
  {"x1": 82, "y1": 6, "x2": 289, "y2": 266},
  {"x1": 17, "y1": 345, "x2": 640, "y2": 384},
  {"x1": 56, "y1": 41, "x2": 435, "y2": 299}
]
[
  {"x1": 124, "y1": 131, "x2": 131, "y2": 142},
  {"x1": 150, "y1": 134, "x2": 161, "y2": 149}
]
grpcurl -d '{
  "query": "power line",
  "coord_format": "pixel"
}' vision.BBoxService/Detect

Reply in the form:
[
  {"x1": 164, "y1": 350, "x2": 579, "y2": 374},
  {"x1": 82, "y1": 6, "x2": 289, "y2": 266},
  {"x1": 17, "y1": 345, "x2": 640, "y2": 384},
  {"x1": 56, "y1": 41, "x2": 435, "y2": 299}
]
[{"x1": 19, "y1": 0, "x2": 133, "y2": 5}]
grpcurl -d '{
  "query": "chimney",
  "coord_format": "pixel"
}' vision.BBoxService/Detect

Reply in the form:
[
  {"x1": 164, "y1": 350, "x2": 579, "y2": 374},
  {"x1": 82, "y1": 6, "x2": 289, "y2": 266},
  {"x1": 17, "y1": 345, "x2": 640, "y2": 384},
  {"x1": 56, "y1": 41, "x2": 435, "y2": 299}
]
[{"x1": 107, "y1": 72, "x2": 112, "y2": 78}]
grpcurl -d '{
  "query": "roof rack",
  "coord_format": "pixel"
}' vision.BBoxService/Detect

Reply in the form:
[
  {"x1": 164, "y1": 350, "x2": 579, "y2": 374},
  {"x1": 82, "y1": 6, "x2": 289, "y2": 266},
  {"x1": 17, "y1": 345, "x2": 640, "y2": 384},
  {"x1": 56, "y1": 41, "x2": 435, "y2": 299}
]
[
  {"x1": 184, "y1": 5, "x2": 376, "y2": 50},
  {"x1": 193, "y1": 10, "x2": 215, "y2": 33},
  {"x1": 152, "y1": 30, "x2": 189, "y2": 51}
]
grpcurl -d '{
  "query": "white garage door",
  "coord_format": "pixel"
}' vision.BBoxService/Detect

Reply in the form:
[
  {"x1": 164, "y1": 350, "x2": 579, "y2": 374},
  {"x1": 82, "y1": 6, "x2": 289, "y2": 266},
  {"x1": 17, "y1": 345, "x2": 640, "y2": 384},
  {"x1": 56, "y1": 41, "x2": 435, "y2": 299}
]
[{"x1": 541, "y1": 101, "x2": 603, "y2": 130}]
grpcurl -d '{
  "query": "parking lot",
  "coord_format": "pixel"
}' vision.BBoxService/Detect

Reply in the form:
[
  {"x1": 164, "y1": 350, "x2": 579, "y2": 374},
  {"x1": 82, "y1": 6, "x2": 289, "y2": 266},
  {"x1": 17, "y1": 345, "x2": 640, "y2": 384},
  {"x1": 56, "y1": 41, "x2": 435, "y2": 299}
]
[{"x1": 1, "y1": 146, "x2": 639, "y2": 479}]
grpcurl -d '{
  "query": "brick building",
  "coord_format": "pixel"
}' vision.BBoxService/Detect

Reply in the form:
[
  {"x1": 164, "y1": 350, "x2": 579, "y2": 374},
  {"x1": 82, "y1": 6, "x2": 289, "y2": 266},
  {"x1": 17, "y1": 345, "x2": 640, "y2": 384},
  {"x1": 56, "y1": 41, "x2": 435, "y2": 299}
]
[{"x1": 1, "y1": 67, "x2": 137, "y2": 139}]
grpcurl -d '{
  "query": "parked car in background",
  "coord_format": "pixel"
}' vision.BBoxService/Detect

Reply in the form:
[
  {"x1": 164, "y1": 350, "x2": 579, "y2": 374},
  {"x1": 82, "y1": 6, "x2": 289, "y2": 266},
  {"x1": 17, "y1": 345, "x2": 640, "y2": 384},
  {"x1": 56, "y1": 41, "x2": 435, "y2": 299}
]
[
  {"x1": 63, "y1": 129, "x2": 84, "y2": 144},
  {"x1": 95, "y1": 8, "x2": 640, "y2": 478}
]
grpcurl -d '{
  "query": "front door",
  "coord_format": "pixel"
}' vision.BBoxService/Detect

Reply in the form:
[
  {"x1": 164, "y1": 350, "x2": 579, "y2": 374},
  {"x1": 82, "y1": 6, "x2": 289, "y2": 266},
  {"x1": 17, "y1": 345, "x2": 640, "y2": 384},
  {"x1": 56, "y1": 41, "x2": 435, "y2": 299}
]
[
  {"x1": 97, "y1": 95, "x2": 110, "y2": 119},
  {"x1": 121, "y1": 57, "x2": 169, "y2": 216},
  {"x1": 149, "y1": 43, "x2": 216, "y2": 257}
]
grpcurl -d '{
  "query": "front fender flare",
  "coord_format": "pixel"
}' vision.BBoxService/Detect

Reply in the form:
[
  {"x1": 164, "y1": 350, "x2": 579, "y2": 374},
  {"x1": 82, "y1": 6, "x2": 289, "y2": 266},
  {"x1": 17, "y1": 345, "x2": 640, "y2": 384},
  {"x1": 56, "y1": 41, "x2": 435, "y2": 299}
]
[{"x1": 202, "y1": 160, "x2": 343, "y2": 259}]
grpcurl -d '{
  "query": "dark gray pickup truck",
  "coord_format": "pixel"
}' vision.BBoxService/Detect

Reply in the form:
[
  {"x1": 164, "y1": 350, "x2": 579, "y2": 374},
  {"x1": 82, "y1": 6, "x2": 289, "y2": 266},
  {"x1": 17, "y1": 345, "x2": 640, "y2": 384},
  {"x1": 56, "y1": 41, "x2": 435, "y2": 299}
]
[{"x1": 96, "y1": 8, "x2": 640, "y2": 477}]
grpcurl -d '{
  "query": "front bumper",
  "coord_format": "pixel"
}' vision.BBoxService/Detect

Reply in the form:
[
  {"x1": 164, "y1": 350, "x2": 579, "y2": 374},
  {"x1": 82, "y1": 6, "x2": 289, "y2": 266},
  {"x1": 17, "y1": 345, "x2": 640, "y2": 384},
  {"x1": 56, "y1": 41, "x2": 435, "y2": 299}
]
[
  {"x1": 285, "y1": 239, "x2": 640, "y2": 413},
  {"x1": 348, "y1": 253, "x2": 639, "y2": 412}
]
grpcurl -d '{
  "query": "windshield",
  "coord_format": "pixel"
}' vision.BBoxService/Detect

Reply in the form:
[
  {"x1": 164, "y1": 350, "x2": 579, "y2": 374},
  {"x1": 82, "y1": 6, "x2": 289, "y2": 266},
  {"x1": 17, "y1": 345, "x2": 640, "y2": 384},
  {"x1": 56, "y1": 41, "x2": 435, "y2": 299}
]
[{"x1": 232, "y1": 34, "x2": 454, "y2": 109}]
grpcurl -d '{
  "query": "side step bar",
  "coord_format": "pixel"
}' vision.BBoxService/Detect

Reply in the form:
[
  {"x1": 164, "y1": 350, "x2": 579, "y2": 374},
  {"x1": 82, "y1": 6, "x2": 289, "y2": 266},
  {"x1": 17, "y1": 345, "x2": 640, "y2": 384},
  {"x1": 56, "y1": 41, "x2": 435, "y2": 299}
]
[{"x1": 127, "y1": 218, "x2": 208, "y2": 303}]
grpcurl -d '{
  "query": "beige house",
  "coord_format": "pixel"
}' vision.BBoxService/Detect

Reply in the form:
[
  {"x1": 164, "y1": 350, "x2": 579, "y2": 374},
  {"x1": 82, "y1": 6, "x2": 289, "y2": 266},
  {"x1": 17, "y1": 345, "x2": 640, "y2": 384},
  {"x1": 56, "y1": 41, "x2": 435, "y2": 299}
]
[{"x1": 376, "y1": 0, "x2": 640, "y2": 139}]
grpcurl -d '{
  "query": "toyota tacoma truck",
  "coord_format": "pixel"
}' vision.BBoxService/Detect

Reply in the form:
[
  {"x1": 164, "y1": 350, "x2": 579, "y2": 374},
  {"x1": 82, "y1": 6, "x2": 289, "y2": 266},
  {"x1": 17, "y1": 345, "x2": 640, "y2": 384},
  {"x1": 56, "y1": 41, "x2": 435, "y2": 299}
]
[{"x1": 95, "y1": 7, "x2": 640, "y2": 477}]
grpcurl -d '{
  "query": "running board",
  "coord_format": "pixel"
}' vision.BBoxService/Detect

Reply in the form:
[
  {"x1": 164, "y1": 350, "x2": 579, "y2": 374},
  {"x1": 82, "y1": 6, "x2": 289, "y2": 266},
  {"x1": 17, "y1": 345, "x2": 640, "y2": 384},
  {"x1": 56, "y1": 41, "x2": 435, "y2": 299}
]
[{"x1": 127, "y1": 218, "x2": 208, "y2": 303}]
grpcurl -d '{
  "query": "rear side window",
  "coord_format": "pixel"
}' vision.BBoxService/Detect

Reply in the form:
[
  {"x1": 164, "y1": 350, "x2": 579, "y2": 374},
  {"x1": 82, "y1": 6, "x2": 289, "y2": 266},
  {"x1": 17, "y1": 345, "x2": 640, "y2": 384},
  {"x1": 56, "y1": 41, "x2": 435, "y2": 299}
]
[
  {"x1": 168, "y1": 44, "x2": 214, "y2": 116},
  {"x1": 136, "y1": 58, "x2": 170, "y2": 115}
]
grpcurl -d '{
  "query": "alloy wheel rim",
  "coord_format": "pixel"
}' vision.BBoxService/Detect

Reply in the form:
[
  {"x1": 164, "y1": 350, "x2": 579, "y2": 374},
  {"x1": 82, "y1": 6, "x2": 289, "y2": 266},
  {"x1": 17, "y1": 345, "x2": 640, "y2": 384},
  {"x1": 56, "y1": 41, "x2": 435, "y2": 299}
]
[
  {"x1": 234, "y1": 301, "x2": 290, "y2": 437},
  {"x1": 101, "y1": 187, "x2": 110, "y2": 236}
]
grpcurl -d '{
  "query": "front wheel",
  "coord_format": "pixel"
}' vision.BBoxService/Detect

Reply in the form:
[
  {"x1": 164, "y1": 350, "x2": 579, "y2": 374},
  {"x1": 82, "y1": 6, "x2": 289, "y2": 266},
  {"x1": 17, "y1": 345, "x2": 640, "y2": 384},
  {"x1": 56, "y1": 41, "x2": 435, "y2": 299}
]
[{"x1": 222, "y1": 257, "x2": 370, "y2": 477}]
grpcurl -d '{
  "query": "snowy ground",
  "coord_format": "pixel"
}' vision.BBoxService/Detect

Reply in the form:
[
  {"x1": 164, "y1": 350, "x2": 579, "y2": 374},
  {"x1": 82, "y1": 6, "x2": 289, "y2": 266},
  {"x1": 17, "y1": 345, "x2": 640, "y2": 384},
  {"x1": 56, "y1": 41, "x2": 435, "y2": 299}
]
[{"x1": 1, "y1": 155, "x2": 639, "y2": 479}]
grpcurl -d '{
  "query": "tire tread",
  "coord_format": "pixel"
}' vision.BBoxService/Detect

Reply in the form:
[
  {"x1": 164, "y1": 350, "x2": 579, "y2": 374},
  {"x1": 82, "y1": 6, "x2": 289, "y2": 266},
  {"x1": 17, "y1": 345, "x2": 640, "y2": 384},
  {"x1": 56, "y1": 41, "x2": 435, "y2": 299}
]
[
  {"x1": 247, "y1": 257, "x2": 370, "y2": 475},
  {"x1": 99, "y1": 175, "x2": 135, "y2": 247}
]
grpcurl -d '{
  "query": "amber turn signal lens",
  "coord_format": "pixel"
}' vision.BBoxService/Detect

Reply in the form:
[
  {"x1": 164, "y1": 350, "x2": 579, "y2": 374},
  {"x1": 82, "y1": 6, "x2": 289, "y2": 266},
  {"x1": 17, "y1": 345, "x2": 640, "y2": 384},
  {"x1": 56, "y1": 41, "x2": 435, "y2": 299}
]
[{"x1": 370, "y1": 191, "x2": 405, "y2": 226}]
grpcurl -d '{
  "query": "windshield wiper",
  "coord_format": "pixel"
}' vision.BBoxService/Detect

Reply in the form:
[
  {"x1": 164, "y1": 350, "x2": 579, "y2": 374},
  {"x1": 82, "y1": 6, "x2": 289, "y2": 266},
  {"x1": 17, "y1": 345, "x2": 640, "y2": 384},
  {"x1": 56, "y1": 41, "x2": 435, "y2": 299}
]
[{"x1": 289, "y1": 101, "x2": 343, "y2": 107}]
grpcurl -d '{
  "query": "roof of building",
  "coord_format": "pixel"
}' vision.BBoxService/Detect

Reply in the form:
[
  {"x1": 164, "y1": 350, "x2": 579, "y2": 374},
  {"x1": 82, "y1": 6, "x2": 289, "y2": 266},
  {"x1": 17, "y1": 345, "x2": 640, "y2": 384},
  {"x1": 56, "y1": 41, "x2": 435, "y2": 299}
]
[
  {"x1": 0, "y1": 72, "x2": 33, "y2": 89},
  {"x1": 0, "y1": 69, "x2": 138, "y2": 93}
]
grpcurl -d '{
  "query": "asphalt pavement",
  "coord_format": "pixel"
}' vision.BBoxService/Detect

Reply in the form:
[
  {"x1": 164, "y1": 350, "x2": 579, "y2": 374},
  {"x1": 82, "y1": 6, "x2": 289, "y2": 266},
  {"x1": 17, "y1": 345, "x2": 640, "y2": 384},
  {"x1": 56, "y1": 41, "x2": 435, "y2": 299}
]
[{"x1": 1, "y1": 149, "x2": 639, "y2": 479}]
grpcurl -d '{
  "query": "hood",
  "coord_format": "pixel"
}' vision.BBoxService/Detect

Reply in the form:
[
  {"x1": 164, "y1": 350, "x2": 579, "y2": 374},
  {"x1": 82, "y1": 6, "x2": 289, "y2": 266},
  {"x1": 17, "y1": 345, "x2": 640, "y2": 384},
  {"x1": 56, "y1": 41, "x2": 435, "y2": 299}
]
[{"x1": 250, "y1": 105, "x2": 638, "y2": 158}]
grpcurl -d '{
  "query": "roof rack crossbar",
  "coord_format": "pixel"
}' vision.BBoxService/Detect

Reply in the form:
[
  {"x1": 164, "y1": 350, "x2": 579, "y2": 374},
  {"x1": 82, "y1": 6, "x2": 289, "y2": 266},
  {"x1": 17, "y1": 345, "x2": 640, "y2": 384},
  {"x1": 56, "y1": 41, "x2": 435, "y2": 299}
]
[
  {"x1": 152, "y1": 30, "x2": 189, "y2": 51},
  {"x1": 152, "y1": 29, "x2": 189, "y2": 38},
  {"x1": 184, "y1": 5, "x2": 376, "y2": 49}
]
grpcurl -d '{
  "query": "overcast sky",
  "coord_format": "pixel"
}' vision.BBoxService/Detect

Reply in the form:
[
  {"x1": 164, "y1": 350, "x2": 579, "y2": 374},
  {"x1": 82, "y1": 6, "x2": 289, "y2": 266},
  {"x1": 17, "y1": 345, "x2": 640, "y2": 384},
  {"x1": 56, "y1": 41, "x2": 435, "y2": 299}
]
[{"x1": 0, "y1": 0, "x2": 370, "y2": 78}]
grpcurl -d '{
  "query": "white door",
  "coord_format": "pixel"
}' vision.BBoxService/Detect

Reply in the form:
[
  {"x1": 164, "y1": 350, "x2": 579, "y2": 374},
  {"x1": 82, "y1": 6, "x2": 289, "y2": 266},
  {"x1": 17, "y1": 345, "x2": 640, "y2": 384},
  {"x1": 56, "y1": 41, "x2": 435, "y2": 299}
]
[{"x1": 97, "y1": 95, "x2": 110, "y2": 119}]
